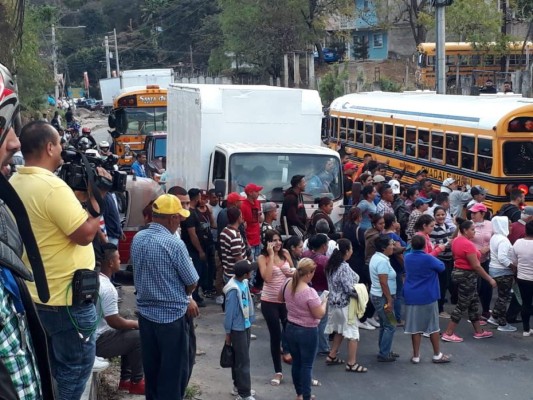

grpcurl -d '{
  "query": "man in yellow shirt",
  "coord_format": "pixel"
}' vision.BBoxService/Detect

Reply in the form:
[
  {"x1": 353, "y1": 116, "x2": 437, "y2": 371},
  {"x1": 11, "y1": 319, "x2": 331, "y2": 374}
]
[{"x1": 10, "y1": 121, "x2": 101, "y2": 400}]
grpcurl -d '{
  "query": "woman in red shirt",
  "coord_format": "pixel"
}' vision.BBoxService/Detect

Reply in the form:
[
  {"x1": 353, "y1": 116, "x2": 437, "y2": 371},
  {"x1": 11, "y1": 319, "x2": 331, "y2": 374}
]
[{"x1": 442, "y1": 219, "x2": 496, "y2": 343}]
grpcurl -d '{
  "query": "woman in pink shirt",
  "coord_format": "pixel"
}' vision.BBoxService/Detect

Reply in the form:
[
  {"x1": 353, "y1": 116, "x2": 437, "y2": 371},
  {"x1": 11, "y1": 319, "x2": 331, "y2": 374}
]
[
  {"x1": 280, "y1": 258, "x2": 327, "y2": 400},
  {"x1": 258, "y1": 229, "x2": 294, "y2": 386},
  {"x1": 413, "y1": 214, "x2": 446, "y2": 256},
  {"x1": 470, "y1": 203, "x2": 493, "y2": 319}
]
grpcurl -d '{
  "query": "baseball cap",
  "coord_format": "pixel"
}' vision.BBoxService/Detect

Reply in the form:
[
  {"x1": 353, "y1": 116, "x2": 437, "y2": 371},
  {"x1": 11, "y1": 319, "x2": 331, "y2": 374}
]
[
  {"x1": 523, "y1": 206, "x2": 533, "y2": 216},
  {"x1": 226, "y1": 192, "x2": 246, "y2": 205},
  {"x1": 233, "y1": 260, "x2": 259, "y2": 278},
  {"x1": 414, "y1": 197, "x2": 432, "y2": 207},
  {"x1": 263, "y1": 202, "x2": 277, "y2": 213},
  {"x1": 152, "y1": 194, "x2": 190, "y2": 217},
  {"x1": 343, "y1": 162, "x2": 357, "y2": 172},
  {"x1": 373, "y1": 175, "x2": 386, "y2": 183},
  {"x1": 470, "y1": 203, "x2": 488, "y2": 213},
  {"x1": 244, "y1": 183, "x2": 263, "y2": 194},
  {"x1": 389, "y1": 179, "x2": 400, "y2": 194},
  {"x1": 442, "y1": 178, "x2": 456, "y2": 187}
]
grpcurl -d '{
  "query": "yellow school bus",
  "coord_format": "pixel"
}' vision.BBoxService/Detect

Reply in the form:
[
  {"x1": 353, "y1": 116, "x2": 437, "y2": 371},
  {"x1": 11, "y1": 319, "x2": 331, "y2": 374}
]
[
  {"x1": 416, "y1": 42, "x2": 532, "y2": 89},
  {"x1": 109, "y1": 85, "x2": 167, "y2": 168},
  {"x1": 326, "y1": 91, "x2": 533, "y2": 213}
]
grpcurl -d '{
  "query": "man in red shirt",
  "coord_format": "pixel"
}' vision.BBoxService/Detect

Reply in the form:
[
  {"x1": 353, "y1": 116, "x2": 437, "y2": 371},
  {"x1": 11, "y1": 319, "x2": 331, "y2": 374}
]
[{"x1": 241, "y1": 183, "x2": 263, "y2": 260}]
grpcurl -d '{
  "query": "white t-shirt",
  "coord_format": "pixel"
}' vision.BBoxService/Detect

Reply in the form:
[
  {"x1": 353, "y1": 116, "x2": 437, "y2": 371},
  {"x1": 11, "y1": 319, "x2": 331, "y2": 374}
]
[
  {"x1": 511, "y1": 239, "x2": 533, "y2": 281},
  {"x1": 96, "y1": 274, "x2": 119, "y2": 339}
]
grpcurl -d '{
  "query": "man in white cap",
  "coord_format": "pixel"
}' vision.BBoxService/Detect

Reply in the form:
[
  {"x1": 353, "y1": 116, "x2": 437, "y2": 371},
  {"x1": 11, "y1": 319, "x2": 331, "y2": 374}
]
[{"x1": 440, "y1": 177, "x2": 456, "y2": 194}]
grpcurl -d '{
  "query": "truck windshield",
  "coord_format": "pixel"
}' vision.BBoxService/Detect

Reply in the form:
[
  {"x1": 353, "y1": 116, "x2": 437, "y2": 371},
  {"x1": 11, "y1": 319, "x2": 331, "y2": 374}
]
[
  {"x1": 503, "y1": 141, "x2": 533, "y2": 175},
  {"x1": 229, "y1": 153, "x2": 342, "y2": 202},
  {"x1": 119, "y1": 107, "x2": 167, "y2": 135}
]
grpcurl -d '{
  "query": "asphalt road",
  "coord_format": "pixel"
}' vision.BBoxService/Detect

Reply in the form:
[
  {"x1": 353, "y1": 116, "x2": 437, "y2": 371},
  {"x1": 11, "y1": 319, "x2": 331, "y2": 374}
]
[{"x1": 113, "y1": 281, "x2": 533, "y2": 400}]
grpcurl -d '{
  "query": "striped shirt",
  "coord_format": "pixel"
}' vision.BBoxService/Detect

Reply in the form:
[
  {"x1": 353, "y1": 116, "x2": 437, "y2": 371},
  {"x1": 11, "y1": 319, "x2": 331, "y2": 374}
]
[
  {"x1": 376, "y1": 199, "x2": 394, "y2": 217},
  {"x1": 429, "y1": 223, "x2": 453, "y2": 261},
  {"x1": 262, "y1": 259, "x2": 292, "y2": 303},
  {"x1": 219, "y1": 226, "x2": 246, "y2": 278},
  {"x1": 131, "y1": 223, "x2": 199, "y2": 323}
]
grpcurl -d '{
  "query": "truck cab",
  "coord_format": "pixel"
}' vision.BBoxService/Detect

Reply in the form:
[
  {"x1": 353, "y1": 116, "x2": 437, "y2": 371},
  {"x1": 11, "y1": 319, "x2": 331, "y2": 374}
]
[{"x1": 209, "y1": 143, "x2": 344, "y2": 231}]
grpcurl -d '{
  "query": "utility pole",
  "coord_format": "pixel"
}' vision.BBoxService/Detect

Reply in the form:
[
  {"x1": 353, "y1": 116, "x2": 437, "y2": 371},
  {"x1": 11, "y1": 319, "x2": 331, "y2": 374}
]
[
  {"x1": 105, "y1": 36, "x2": 111, "y2": 78},
  {"x1": 434, "y1": 0, "x2": 447, "y2": 94},
  {"x1": 114, "y1": 28, "x2": 120, "y2": 75},
  {"x1": 190, "y1": 45, "x2": 194, "y2": 75},
  {"x1": 52, "y1": 24, "x2": 58, "y2": 101}
]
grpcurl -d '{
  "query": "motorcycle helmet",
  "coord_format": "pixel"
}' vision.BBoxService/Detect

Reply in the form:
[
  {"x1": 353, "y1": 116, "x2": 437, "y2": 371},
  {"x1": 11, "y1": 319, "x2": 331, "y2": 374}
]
[
  {"x1": 99, "y1": 140, "x2": 110, "y2": 151},
  {"x1": 0, "y1": 63, "x2": 21, "y2": 147},
  {"x1": 77, "y1": 136, "x2": 91, "y2": 151},
  {"x1": 81, "y1": 127, "x2": 92, "y2": 135}
]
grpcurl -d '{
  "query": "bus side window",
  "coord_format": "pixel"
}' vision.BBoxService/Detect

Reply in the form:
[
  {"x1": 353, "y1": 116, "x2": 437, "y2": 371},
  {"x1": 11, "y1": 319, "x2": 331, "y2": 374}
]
[
  {"x1": 364, "y1": 122, "x2": 373, "y2": 146},
  {"x1": 431, "y1": 131, "x2": 444, "y2": 163},
  {"x1": 418, "y1": 129, "x2": 429, "y2": 160},
  {"x1": 384, "y1": 124, "x2": 394, "y2": 151},
  {"x1": 445, "y1": 132, "x2": 459, "y2": 166},
  {"x1": 374, "y1": 123, "x2": 383, "y2": 149},
  {"x1": 406, "y1": 128, "x2": 416, "y2": 156},
  {"x1": 331, "y1": 118, "x2": 338, "y2": 141},
  {"x1": 461, "y1": 135, "x2": 475, "y2": 170},
  {"x1": 477, "y1": 137, "x2": 493, "y2": 174},
  {"x1": 394, "y1": 126, "x2": 405, "y2": 153},
  {"x1": 356, "y1": 120, "x2": 364, "y2": 143},
  {"x1": 340, "y1": 117, "x2": 348, "y2": 141},
  {"x1": 347, "y1": 119, "x2": 355, "y2": 141}
]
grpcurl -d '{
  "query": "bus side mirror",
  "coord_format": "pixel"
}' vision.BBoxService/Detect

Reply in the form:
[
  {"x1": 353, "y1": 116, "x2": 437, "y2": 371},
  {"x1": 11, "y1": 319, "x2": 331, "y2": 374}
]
[
  {"x1": 108, "y1": 114, "x2": 116, "y2": 129},
  {"x1": 214, "y1": 179, "x2": 226, "y2": 198}
]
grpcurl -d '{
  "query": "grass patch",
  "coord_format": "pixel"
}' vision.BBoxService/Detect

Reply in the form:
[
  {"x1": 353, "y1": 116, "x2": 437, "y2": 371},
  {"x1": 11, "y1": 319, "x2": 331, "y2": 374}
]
[{"x1": 185, "y1": 384, "x2": 202, "y2": 399}]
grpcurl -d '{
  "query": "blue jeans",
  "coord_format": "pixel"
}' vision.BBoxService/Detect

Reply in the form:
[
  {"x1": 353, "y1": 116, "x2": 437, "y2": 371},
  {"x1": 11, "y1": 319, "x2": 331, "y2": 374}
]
[
  {"x1": 394, "y1": 274, "x2": 404, "y2": 321},
  {"x1": 316, "y1": 291, "x2": 330, "y2": 354},
  {"x1": 37, "y1": 302, "x2": 97, "y2": 400},
  {"x1": 285, "y1": 322, "x2": 318, "y2": 400},
  {"x1": 371, "y1": 295, "x2": 396, "y2": 358},
  {"x1": 139, "y1": 314, "x2": 190, "y2": 400}
]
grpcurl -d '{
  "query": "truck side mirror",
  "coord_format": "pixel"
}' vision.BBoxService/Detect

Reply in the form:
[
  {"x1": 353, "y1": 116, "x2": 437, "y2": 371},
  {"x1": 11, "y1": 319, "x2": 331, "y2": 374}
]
[
  {"x1": 108, "y1": 114, "x2": 116, "y2": 129},
  {"x1": 214, "y1": 179, "x2": 226, "y2": 198}
]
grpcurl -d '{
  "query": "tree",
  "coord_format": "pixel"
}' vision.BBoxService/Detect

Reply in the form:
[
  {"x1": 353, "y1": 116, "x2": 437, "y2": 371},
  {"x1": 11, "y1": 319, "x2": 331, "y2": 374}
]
[
  {"x1": 0, "y1": 0, "x2": 25, "y2": 69},
  {"x1": 445, "y1": 0, "x2": 502, "y2": 43},
  {"x1": 319, "y1": 64, "x2": 348, "y2": 106}
]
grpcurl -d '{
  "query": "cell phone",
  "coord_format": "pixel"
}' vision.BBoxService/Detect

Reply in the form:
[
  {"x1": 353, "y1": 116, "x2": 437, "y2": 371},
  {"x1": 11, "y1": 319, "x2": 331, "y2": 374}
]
[{"x1": 320, "y1": 290, "x2": 329, "y2": 301}]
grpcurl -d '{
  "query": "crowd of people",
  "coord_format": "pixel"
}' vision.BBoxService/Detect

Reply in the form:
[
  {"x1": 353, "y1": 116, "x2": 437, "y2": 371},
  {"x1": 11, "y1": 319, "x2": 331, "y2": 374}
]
[{"x1": 1, "y1": 57, "x2": 532, "y2": 400}]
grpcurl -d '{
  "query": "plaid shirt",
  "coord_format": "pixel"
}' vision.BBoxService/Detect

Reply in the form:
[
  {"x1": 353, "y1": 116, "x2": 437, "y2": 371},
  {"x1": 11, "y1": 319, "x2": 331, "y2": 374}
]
[
  {"x1": 0, "y1": 270, "x2": 41, "y2": 399},
  {"x1": 131, "y1": 223, "x2": 199, "y2": 323}
]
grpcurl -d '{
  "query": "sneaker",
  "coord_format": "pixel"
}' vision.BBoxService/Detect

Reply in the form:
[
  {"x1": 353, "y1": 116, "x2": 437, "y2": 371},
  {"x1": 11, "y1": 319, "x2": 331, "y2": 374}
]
[
  {"x1": 129, "y1": 379, "x2": 145, "y2": 395},
  {"x1": 118, "y1": 380, "x2": 131, "y2": 391},
  {"x1": 441, "y1": 333, "x2": 463, "y2": 343},
  {"x1": 523, "y1": 329, "x2": 533, "y2": 337},
  {"x1": 358, "y1": 320, "x2": 376, "y2": 330},
  {"x1": 497, "y1": 324, "x2": 517, "y2": 332},
  {"x1": 250, "y1": 333, "x2": 257, "y2": 340},
  {"x1": 93, "y1": 357, "x2": 109, "y2": 372},
  {"x1": 367, "y1": 317, "x2": 380, "y2": 328},
  {"x1": 215, "y1": 295, "x2": 224, "y2": 305},
  {"x1": 473, "y1": 330, "x2": 493, "y2": 339},
  {"x1": 439, "y1": 311, "x2": 451, "y2": 319},
  {"x1": 486, "y1": 316, "x2": 499, "y2": 326},
  {"x1": 479, "y1": 320, "x2": 487, "y2": 326},
  {"x1": 232, "y1": 388, "x2": 256, "y2": 396},
  {"x1": 235, "y1": 396, "x2": 256, "y2": 400}
]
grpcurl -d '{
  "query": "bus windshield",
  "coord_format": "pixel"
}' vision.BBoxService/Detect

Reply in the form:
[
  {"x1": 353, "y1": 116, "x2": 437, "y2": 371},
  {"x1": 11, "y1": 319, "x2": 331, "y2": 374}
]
[
  {"x1": 503, "y1": 141, "x2": 533, "y2": 175},
  {"x1": 117, "y1": 107, "x2": 167, "y2": 135},
  {"x1": 229, "y1": 153, "x2": 342, "y2": 202}
]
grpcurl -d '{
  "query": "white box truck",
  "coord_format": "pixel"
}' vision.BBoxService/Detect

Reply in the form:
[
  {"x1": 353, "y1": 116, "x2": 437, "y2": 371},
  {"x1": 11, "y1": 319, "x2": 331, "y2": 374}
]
[
  {"x1": 99, "y1": 77, "x2": 121, "y2": 111},
  {"x1": 120, "y1": 68, "x2": 174, "y2": 89},
  {"x1": 166, "y1": 84, "x2": 344, "y2": 228}
]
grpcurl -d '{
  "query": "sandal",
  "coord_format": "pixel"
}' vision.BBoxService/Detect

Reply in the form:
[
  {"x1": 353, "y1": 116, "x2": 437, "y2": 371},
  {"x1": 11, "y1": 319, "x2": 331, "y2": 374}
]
[
  {"x1": 432, "y1": 353, "x2": 451, "y2": 364},
  {"x1": 410, "y1": 356, "x2": 420, "y2": 364},
  {"x1": 311, "y1": 378, "x2": 321, "y2": 386},
  {"x1": 345, "y1": 363, "x2": 368, "y2": 373},
  {"x1": 270, "y1": 373, "x2": 283, "y2": 386},
  {"x1": 326, "y1": 355, "x2": 345, "y2": 365}
]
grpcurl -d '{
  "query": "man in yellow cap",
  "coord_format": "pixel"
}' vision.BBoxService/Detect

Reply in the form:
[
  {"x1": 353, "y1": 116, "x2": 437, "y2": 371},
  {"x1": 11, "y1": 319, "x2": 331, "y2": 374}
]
[{"x1": 131, "y1": 194, "x2": 199, "y2": 400}]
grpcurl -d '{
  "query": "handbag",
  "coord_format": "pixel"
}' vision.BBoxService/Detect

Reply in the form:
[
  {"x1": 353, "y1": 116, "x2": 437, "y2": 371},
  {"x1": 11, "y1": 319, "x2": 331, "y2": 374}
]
[{"x1": 220, "y1": 343, "x2": 235, "y2": 368}]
